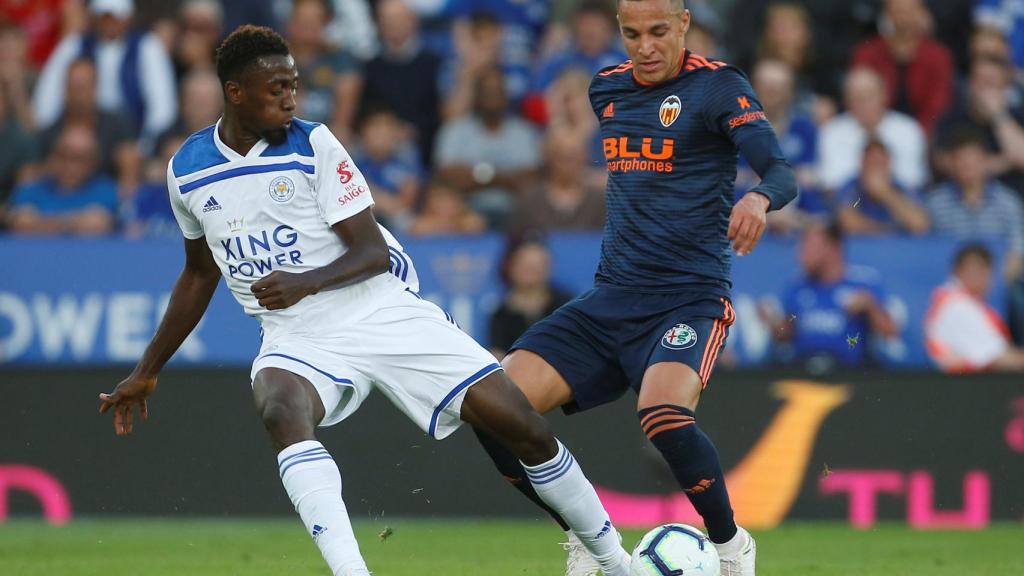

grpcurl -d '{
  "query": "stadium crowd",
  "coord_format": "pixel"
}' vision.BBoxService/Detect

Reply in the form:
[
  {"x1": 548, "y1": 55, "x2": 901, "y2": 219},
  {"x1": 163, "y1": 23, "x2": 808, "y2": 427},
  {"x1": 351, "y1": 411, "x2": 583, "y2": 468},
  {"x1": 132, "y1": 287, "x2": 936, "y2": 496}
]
[{"x1": 2, "y1": 0, "x2": 1024, "y2": 370}]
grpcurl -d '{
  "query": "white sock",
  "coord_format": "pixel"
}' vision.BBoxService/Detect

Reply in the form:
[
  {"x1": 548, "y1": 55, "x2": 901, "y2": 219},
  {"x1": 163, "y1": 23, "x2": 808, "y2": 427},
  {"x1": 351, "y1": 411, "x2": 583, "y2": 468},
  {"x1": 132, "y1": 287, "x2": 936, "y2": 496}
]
[
  {"x1": 523, "y1": 441, "x2": 628, "y2": 576},
  {"x1": 713, "y1": 525, "x2": 748, "y2": 558},
  {"x1": 278, "y1": 440, "x2": 368, "y2": 576}
]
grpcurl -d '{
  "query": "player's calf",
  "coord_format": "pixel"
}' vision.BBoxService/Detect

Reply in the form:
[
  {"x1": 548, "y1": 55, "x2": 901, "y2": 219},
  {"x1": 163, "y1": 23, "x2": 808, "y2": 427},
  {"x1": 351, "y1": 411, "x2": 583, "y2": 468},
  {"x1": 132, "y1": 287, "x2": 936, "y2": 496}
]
[{"x1": 461, "y1": 373, "x2": 631, "y2": 576}]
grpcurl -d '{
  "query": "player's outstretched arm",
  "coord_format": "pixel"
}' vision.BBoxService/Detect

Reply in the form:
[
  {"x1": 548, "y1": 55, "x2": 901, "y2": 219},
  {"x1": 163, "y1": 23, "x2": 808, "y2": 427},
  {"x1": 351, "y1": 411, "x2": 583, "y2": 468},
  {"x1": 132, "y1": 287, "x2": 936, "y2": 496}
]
[
  {"x1": 250, "y1": 207, "x2": 389, "y2": 310},
  {"x1": 99, "y1": 237, "x2": 221, "y2": 435}
]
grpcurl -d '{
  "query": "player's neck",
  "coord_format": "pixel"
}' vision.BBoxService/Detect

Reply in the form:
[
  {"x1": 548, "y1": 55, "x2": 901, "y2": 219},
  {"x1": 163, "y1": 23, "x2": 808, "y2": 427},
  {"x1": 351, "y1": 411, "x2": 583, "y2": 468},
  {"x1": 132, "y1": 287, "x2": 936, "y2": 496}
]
[{"x1": 219, "y1": 114, "x2": 263, "y2": 156}]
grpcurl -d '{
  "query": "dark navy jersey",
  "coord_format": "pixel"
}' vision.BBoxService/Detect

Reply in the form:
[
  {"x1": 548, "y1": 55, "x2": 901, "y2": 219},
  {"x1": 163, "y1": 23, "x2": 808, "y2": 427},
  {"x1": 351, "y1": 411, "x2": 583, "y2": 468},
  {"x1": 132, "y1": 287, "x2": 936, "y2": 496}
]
[{"x1": 590, "y1": 51, "x2": 794, "y2": 294}]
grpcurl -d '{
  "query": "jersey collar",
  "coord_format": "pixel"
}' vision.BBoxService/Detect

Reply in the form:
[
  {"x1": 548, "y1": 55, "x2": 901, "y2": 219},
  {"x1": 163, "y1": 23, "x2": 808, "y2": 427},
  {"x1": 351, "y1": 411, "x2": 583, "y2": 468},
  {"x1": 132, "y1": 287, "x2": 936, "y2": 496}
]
[{"x1": 213, "y1": 117, "x2": 269, "y2": 161}]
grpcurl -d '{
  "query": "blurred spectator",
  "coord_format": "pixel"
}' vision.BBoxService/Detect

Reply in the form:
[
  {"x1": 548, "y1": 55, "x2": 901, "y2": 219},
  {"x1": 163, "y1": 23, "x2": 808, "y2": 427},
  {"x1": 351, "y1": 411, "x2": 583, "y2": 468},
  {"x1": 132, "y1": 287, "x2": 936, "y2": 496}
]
[
  {"x1": 0, "y1": 0, "x2": 85, "y2": 70},
  {"x1": 163, "y1": 69, "x2": 222, "y2": 141},
  {"x1": 0, "y1": 69, "x2": 35, "y2": 216},
  {"x1": 926, "y1": 128, "x2": 1024, "y2": 283},
  {"x1": 407, "y1": 179, "x2": 486, "y2": 236},
  {"x1": 435, "y1": 65, "x2": 541, "y2": 228},
  {"x1": 361, "y1": 0, "x2": 442, "y2": 164},
  {"x1": 219, "y1": 0, "x2": 278, "y2": 38},
  {"x1": 124, "y1": 135, "x2": 184, "y2": 237},
  {"x1": 351, "y1": 105, "x2": 423, "y2": 232},
  {"x1": 762, "y1": 221, "x2": 898, "y2": 370},
  {"x1": 923, "y1": 0, "x2": 975, "y2": 73},
  {"x1": 684, "y1": 0, "x2": 724, "y2": 59},
  {"x1": 819, "y1": 67, "x2": 927, "y2": 192},
  {"x1": 835, "y1": 138, "x2": 929, "y2": 236},
  {"x1": 731, "y1": 0, "x2": 879, "y2": 109},
  {"x1": 0, "y1": 24, "x2": 36, "y2": 130},
  {"x1": 30, "y1": 58, "x2": 140, "y2": 194},
  {"x1": 286, "y1": 0, "x2": 360, "y2": 136},
  {"x1": 529, "y1": 1, "x2": 625, "y2": 96},
  {"x1": 508, "y1": 128, "x2": 605, "y2": 233},
  {"x1": 468, "y1": 0, "x2": 551, "y2": 105},
  {"x1": 543, "y1": 69, "x2": 601, "y2": 168},
  {"x1": 935, "y1": 54, "x2": 1024, "y2": 192},
  {"x1": 33, "y1": 0, "x2": 177, "y2": 154},
  {"x1": 925, "y1": 244, "x2": 1024, "y2": 371},
  {"x1": 754, "y1": 3, "x2": 821, "y2": 117},
  {"x1": 171, "y1": 0, "x2": 222, "y2": 80},
  {"x1": 737, "y1": 59, "x2": 823, "y2": 234},
  {"x1": 443, "y1": 11, "x2": 503, "y2": 121},
  {"x1": 488, "y1": 237, "x2": 572, "y2": 358},
  {"x1": 274, "y1": 0, "x2": 378, "y2": 61},
  {"x1": 850, "y1": 0, "x2": 954, "y2": 134},
  {"x1": 7, "y1": 124, "x2": 117, "y2": 235},
  {"x1": 974, "y1": 0, "x2": 1024, "y2": 69}
]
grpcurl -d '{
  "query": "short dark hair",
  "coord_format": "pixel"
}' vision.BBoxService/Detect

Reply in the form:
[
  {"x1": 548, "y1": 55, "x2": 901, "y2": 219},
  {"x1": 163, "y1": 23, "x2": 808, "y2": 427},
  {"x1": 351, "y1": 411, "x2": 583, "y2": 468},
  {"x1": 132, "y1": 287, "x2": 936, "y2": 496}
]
[
  {"x1": 215, "y1": 25, "x2": 290, "y2": 86},
  {"x1": 953, "y1": 243, "x2": 993, "y2": 269},
  {"x1": 942, "y1": 124, "x2": 992, "y2": 154}
]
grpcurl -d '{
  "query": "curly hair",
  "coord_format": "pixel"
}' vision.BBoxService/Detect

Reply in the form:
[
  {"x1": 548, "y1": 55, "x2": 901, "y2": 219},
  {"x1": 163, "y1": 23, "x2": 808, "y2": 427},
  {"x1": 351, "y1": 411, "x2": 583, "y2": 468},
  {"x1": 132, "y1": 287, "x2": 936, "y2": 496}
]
[{"x1": 215, "y1": 25, "x2": 290, "y2": 86}]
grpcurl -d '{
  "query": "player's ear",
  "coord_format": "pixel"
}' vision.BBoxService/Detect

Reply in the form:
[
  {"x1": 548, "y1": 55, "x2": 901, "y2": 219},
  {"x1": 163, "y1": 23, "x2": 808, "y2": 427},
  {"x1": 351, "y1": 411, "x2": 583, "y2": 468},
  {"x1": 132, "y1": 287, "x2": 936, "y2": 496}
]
[
  {"x1": 679, "y1": 9, "x2": 691, "y2": 35},
  {"x1": 224, "y1": 80, "x2": 244, "y2": 105}
]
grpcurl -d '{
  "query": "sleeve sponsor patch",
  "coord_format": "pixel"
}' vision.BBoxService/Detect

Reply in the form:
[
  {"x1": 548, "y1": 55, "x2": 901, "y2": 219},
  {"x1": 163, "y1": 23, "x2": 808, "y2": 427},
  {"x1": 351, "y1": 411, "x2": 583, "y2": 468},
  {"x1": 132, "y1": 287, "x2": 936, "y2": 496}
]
[{"x1": 728, "y1": 110, "x2": 768, "y2": 129}]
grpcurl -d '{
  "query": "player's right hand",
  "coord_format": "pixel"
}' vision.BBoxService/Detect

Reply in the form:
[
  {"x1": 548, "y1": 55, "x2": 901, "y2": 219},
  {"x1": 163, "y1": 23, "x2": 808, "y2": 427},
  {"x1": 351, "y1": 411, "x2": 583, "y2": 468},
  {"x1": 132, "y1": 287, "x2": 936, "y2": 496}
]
[{"x1": 99, "y1": 374, "x2": 157, "y2": 436}]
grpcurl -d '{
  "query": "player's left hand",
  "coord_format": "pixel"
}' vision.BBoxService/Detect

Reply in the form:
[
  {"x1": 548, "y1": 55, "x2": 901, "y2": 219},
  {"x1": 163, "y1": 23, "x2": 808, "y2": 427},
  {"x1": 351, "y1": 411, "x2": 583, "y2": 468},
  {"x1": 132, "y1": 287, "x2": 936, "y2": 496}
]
[
  {"x1": 729, "y1": 192, "x2": 770, "y2": 256},
  {"x1": 251, "y1": 271, "x2": 316, "y2": 310}
]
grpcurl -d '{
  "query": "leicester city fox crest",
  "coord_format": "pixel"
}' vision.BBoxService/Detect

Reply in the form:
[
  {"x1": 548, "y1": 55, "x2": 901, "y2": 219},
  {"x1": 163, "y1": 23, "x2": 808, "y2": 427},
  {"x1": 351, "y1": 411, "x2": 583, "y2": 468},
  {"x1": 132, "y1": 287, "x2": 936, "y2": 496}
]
[
  {"x1": 662, "y1": 323, "x2": 697, "y2": 350},
  {"x1": 269, "y1": 176, "x2": 296, "y2": 203}
]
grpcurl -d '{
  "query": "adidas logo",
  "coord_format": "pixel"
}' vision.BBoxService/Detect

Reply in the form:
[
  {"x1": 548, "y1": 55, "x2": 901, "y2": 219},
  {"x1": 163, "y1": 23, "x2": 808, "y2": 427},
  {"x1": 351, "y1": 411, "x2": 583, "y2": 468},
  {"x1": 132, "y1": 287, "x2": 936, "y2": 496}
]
[
  {"x1": 595, "y1": 520, "x2": 612, "y2": 539},
  {"x1": 312, "y1": 524, "x2": 327, "y2": 541},
  {"x1": 202, "y1": 196, "x2": 222, "y2": 213}
]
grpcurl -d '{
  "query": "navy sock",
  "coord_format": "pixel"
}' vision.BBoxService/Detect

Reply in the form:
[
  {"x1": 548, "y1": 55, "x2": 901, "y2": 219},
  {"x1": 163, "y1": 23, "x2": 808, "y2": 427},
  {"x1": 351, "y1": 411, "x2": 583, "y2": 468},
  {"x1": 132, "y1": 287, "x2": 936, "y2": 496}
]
[
  {"x1": 639, "y1": 404, "x2": 737, "y2": 543},
  {"x1": 473, "y1": 426, "x2": 571, "y2": 531}
]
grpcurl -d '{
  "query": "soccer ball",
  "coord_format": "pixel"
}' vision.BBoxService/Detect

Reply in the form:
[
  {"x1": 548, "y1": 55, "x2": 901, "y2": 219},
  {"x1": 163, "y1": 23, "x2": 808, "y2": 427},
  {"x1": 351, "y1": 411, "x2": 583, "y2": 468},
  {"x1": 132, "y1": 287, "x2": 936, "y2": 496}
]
[{"x1": 629, "y1": 523, "x2": 720, "y2": 576}]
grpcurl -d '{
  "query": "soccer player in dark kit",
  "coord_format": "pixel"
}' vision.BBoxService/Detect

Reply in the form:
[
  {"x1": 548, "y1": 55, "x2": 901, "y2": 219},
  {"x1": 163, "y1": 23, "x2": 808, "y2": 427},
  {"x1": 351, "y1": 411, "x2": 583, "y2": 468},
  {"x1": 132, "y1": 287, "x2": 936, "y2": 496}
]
[{"x1": 472, "y1": 1, "x2": 797, "y2": 574}]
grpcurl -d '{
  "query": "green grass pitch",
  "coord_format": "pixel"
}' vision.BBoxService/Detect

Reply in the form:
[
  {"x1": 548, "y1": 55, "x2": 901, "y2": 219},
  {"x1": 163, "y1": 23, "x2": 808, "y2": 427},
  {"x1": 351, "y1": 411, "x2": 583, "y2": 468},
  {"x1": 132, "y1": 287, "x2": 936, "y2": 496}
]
[{"x1": 1, "y1": 519, "x2": 1022, "y2": 575}]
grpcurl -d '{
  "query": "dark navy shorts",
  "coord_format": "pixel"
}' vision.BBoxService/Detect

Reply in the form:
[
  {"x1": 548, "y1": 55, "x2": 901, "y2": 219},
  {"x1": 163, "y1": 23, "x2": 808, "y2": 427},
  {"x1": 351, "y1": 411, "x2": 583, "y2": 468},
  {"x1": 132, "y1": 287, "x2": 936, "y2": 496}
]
[{"x1": 510, "y1": 286, "x2": 735, "y2": 414}]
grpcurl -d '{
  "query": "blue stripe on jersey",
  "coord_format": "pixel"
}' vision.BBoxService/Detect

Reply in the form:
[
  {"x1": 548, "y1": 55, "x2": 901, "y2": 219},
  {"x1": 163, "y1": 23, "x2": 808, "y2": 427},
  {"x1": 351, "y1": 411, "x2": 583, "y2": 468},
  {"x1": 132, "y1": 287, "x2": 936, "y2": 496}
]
[
  {"x1": 428, "y1": 363, "x2": 502, "y2": 438},
  {"x1": 388, "y1": 247, "x2": 410, "y2": 281},
  {"x1": 179, "y1": 161, "x2": 315, "y2": 194},
  {"x1": 171, "y1": 125, "x2": 229, "y2": 179},
  {"x1": 260, "y1": 118, "x2": 319, "y2": 158},
  {"x1": 256, "y1": 353, "x2": 355, "y2": 386}
]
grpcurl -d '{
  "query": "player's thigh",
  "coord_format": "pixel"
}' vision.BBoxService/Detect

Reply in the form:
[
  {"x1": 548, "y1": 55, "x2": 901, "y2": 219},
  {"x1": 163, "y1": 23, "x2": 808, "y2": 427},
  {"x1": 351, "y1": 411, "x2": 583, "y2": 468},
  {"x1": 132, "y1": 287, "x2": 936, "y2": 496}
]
[
  {"x1": 501, "y1": 349, "x2": 574, "y2": 414},
  {"x1": 251, "y1": 339, "x2": 372, "y2": 429},
  {"x1": 507, "y1": 291, "x2": 630, "y2": 415},
  {"x1": 349, "y1": 292, "x2": 504, "y2": 439},
  {"x1": 636, "y1": 298, "x2": 735, "y2": 411}
]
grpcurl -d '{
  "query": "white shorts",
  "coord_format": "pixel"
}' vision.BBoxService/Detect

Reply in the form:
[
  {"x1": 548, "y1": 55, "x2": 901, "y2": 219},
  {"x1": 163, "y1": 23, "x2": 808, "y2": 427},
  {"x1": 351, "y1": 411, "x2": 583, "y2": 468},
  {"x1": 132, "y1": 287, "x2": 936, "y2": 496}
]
[{"x1": 250, "y1": 288, "x2": 501, "y2": 439}]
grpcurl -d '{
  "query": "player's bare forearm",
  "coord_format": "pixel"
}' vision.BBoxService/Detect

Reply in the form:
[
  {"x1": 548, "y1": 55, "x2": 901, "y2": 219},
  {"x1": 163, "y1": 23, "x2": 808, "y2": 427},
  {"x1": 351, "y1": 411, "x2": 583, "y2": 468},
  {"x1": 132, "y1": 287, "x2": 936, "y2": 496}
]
[
  {"x1": 134, "y1": 237, "x2": 221, "y2": 377},
  {"x1": 251, "y1": 208, "x2": 389, "y2": 310},
  {"x1": 309, "y1": 208, "x2": 390, "y2": 289}
]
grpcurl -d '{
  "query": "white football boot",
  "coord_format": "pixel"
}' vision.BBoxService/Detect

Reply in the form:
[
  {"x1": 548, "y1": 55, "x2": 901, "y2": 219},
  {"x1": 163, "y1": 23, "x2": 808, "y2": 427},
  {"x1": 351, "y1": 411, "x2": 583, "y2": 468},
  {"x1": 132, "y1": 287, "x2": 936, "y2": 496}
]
[
  {"x1": 716, "y1": 526, "x2": 756, "y2": 576},
  {"x1": 563, "y1": 531, "x2": 602, "y2": 576},
  {"x1": 562, "y1": 531, "x2": 631, "y2": 576}
]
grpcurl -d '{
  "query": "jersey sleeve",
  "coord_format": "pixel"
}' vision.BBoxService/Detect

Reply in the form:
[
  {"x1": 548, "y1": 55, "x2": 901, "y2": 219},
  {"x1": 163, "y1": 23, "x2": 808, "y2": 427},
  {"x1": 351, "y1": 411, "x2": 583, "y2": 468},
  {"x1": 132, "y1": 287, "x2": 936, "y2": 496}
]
[
  {"x1": 703, "y1": 68, "x2": 797, "y2": 211},
  {"x1": 166, "y1": 161, "x2": 204, "y2": 239},
  {"x1": 311, "y1": 126, "x2": 375, "y2": 226}
]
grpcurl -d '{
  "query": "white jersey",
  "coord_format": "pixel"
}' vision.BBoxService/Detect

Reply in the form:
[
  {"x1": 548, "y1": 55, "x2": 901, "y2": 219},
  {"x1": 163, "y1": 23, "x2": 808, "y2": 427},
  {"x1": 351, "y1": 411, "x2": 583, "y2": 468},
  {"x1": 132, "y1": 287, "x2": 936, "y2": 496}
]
[{"x1": 168, "y1": 118, "x2": 412, "y2": 330}]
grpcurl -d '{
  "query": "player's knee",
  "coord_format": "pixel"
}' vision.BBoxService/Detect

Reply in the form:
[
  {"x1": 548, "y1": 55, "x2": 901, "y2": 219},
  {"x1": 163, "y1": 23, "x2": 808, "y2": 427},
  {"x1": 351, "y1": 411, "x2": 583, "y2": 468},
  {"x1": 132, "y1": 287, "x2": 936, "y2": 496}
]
[
  {"x1": 510, "y1": 413, "x2": 558, "y2": 465},
  {"x1": 259, "y1": 398, "x2": 311, "y2": 442}
]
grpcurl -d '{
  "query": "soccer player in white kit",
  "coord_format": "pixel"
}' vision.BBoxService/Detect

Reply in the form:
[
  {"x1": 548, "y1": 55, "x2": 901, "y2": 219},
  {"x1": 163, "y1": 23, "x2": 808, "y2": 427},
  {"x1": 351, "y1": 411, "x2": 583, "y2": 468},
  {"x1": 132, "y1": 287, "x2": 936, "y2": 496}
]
[{"x1": 98, "y1": 25, "x2": 632, "y2": 576}]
